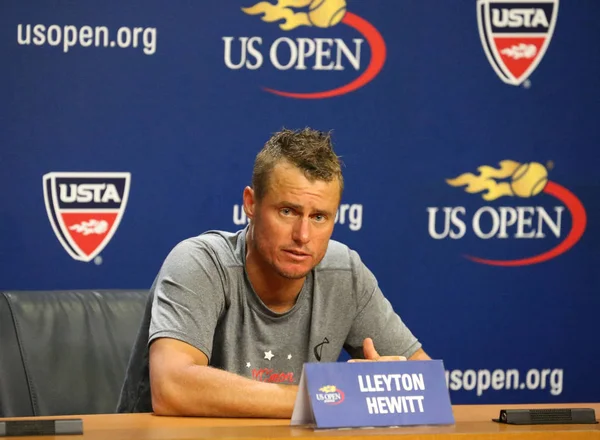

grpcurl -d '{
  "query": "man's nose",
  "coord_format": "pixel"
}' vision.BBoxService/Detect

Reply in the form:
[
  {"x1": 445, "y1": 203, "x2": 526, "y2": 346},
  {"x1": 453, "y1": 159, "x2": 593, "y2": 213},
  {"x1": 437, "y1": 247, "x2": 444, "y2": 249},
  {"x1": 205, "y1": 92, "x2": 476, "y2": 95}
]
[{"x1": 292, "y1": 217, "x2": 310, "y2": 245}]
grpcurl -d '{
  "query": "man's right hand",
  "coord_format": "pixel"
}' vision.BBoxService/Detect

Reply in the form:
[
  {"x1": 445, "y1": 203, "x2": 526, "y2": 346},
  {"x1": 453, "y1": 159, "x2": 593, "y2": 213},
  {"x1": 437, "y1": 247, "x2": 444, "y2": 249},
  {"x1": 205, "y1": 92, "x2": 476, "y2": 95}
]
[{"x1": 149, "y1": 338, "x2": 297, "y2": 418}]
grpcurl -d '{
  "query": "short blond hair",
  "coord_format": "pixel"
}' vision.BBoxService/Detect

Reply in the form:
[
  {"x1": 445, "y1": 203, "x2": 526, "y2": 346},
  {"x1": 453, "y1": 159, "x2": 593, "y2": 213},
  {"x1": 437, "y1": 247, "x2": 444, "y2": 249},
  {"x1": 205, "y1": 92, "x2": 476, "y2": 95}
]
[{"x1": 252, "y1": 128, "x2": 344, "y2": 200}]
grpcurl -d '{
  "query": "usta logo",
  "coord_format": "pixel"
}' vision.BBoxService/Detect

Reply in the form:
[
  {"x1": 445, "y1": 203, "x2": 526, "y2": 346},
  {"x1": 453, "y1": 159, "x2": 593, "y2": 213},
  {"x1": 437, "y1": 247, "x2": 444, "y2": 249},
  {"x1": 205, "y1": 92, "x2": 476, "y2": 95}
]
[
  {"x1": 477, "y1": 0, "x2": 559, "y2": 85},
  {"x1": 427, "y1": 161, "x2": 586, "y2": 266},
  {"x1": 223, "y1": 0, "x2": 386, "y2": 98},
  {"x1": 43, "y1": 172, "x2": 131, "y2": 262},
  {"x1": 59, "y1": 183, "x2": 121, "y2": 203}
]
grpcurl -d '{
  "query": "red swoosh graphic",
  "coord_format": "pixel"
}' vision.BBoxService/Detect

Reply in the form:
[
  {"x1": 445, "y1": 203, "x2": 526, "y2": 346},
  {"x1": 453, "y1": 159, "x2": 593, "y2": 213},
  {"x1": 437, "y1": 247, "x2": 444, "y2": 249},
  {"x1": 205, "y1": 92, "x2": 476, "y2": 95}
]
[
  {"x1": 465, "y1": 181, "x2": 587, "y2": 266},
  {"x1": 263, "y1": 12, "x2": 386, "y2": 99},
  {"x1": 327, "y1": 389, "x2": 345, "y2": 405}
]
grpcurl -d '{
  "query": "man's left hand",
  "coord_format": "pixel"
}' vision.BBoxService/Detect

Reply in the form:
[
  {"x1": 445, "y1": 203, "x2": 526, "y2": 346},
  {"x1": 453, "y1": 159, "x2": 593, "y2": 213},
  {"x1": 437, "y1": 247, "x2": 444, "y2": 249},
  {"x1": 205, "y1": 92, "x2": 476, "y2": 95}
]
[{"x1": 348, "y1": 338, "x2": 407, "y2": 362}]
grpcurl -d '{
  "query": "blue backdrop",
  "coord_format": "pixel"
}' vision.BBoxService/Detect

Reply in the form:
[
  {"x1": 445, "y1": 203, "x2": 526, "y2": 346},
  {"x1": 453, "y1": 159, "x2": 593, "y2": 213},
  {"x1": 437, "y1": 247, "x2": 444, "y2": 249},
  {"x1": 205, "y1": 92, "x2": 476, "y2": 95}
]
[{"x1": 2, "y1": 0, "x2": 599, "y2": 404}]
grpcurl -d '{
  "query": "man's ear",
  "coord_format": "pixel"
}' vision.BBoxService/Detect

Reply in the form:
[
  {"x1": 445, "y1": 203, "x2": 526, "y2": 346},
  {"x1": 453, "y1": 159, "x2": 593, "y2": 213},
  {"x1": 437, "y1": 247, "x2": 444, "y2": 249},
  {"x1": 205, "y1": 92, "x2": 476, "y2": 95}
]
[{"x1": 243, "y1": 186, "x2": 255, "y2": 220}]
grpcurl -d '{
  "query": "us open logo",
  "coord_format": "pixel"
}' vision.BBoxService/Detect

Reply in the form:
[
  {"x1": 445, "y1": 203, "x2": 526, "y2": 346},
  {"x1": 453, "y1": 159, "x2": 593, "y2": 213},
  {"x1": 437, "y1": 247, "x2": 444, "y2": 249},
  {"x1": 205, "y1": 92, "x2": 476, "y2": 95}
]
[
  {"x1": 223, "y1": 0, "x2": 386, "y2": 99},
  {"x1": 43, "y1": 172, "x2": 131, "y2": 262},
  {"x1": 477, "y1": 0, "x2": 559, "y2": 86},
  {"x1": 427, "y1": 160, "x2": 586, "y2": 266},
  {"x1": 315, "y1": 385, "x2": 345, "y2": 405}
]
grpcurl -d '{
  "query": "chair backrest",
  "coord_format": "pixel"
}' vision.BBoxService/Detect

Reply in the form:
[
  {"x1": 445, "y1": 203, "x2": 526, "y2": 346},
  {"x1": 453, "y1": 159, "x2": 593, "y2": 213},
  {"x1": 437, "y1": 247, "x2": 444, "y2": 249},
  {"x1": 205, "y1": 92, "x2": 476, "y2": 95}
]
[{"x1": 0, "y1": 290, "x2": 149, "y2": 417}]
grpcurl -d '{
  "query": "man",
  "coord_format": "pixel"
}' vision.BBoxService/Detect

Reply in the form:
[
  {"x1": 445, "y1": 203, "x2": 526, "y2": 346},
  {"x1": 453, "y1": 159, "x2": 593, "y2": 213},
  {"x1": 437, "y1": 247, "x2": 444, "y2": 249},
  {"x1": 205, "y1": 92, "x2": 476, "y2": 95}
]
[{"x1": 117, "y1": 128, "x2": 429, "y2": 417}]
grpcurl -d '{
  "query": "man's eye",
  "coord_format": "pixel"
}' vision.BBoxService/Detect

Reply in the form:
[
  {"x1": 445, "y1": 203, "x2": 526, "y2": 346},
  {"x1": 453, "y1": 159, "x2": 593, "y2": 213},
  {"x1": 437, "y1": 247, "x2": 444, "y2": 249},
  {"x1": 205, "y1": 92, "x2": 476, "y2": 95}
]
[
  {"x1": 314, "y1": 214, "x2": 326, "y2": 222},
  {"x1": 281, "y1": 208, "x2": 292, "y2": 216}
]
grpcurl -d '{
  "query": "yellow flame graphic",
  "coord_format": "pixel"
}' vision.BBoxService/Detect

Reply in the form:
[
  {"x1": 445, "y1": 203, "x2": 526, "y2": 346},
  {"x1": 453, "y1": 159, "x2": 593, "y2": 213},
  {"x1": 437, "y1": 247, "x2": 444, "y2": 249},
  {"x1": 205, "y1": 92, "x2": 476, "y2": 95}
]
[
  {"x1": 242, "y1": 0, "x2": 347, "y2": 31},
  {"x1": 319, "y1": 385, "x2": 337, "y2": 393},
  {"x1": 447, "y1": 160, "x2": 549, "y2": 200}
]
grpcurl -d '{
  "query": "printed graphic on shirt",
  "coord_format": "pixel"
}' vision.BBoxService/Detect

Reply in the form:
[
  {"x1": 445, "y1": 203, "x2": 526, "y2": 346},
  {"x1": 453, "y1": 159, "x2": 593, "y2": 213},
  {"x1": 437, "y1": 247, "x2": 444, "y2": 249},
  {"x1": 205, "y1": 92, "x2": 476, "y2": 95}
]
[
  {"x1": 247, "y1": 348, "x2": 296, "y2": 383},
  {"x1": 313, "y1": 337, "x2": 330, "y2": 361}
]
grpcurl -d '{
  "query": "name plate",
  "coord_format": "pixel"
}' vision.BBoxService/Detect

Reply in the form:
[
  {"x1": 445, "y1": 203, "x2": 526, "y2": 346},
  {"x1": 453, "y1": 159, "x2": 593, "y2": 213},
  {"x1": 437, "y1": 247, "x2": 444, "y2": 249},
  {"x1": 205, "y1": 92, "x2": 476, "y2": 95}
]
[{"x1": 291, "y1": 360, "x2": 454, "y2": 429}]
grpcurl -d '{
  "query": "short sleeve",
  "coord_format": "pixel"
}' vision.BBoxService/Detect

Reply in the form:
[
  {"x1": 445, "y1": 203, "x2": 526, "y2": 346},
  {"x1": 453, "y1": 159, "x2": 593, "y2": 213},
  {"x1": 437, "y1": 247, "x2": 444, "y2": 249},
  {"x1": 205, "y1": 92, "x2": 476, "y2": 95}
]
[
  {"x1": 343, "y1": 251, "x2": 422, "y2": 359},
  {"x1": 148, "y1": 239, "x2": 226, "y2": 360}
]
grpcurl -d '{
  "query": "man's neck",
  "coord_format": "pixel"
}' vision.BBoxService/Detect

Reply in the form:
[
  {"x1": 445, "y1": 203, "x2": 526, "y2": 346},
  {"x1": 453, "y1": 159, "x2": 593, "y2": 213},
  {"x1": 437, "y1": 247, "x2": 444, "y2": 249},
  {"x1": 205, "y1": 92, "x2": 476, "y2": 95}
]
[{"x1": 245, "y1": 231, "x2": 305, "y2": 314}]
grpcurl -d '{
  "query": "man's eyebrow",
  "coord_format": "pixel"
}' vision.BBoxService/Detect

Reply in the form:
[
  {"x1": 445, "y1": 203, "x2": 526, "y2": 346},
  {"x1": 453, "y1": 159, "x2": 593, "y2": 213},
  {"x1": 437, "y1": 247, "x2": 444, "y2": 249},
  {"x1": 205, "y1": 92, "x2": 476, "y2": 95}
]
[
  {"x1": 279, "y1": 201, "x2": 335, "y2": 217},
  {"x1": 317, "y1": 209, "x2": 336, "y2": 217},
  {"x1": 279, "y1": 201, "x2": 303, "y2": 210}
]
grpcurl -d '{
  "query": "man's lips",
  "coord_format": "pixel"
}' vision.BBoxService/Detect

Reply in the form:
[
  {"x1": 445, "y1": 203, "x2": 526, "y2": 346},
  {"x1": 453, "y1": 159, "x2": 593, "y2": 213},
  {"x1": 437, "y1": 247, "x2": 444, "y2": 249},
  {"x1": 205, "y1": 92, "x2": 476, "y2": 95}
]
[{"x1": 282, "y1": 249, "x2": 311, "y2": 258}]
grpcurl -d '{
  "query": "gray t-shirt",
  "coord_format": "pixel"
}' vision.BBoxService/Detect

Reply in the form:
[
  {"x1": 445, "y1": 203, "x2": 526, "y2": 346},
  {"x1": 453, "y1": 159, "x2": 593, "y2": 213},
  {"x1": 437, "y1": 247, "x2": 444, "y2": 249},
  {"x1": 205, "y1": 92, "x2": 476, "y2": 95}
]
[{"x1": 116, "y1": 228, "x2": 421, "y2": 411}]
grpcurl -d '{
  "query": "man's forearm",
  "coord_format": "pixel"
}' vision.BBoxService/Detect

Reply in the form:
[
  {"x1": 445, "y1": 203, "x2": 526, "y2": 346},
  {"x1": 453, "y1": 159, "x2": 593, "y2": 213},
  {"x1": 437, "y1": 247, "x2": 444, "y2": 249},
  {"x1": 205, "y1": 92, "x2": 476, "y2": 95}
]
[{"x1": 152, "y1": 364, "x2": 298, "y2": 418}]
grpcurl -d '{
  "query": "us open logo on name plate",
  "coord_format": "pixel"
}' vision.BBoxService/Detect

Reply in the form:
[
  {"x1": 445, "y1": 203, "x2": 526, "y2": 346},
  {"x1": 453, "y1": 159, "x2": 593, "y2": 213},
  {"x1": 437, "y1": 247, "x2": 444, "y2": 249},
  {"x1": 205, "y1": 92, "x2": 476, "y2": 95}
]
[
  {"x1": 43, "y1": 172, "x2": 131, "y2": 262},
  {"x1": 477, "y1": 0, "x2": 559, "y2": 86},
  {"x1": 315, "y1": 385, "x2": 345, "y2": 405}
]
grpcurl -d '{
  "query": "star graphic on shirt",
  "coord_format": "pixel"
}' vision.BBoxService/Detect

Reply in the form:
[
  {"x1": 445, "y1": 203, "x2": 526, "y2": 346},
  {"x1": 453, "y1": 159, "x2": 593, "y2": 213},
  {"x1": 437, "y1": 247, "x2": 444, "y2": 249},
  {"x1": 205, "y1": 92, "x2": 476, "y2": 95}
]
[
  {"x1": 287, "y1": 354, "x2": 292, "y2": 360},
  {"x1": 246, "y1": 362, "x2": 251, "y2": 368},
  {"x1": 264, "y1": 350, "x2": 274, "y2": 361}
]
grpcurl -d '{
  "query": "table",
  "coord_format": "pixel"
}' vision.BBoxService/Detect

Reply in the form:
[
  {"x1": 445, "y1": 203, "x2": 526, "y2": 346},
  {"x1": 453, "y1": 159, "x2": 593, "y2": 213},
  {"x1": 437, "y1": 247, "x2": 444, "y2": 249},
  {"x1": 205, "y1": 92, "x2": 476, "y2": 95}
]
[{"x1": 2, "y1": 403, "x2": 599, "y2": 439}]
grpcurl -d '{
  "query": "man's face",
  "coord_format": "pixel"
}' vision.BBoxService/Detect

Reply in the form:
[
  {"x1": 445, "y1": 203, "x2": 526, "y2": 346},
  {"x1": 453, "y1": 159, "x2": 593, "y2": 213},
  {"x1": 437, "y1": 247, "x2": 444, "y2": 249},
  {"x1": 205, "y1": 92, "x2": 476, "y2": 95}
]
[{"x1": 244, "y1": 161, "x2": 340, "y2": 280}]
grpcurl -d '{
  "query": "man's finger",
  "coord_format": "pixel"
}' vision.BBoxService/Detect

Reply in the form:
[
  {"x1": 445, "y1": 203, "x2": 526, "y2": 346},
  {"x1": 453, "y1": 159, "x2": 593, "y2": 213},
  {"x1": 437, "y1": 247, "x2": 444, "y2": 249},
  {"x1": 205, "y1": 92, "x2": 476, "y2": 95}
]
[
  {"x1": 379, "y1": 356, "x2": 407, "y2": 362},
  {"x1": 348, "y1": 356, "x2": 407, "y2": 363},
  {"x1": 363, "y1": 337, "x2": 379, "y2": 360}
]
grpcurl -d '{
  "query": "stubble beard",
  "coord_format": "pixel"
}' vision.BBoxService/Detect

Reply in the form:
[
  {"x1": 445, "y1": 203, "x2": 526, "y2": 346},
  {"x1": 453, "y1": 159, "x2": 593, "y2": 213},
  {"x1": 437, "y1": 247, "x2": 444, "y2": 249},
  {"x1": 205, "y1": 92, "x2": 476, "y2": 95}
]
[
  {"x1": 250, "y1": 224, "x2": 312, "y2": 281},
  {"x1": 273, "y1": 263, "x2": 311, "y2": 280}
]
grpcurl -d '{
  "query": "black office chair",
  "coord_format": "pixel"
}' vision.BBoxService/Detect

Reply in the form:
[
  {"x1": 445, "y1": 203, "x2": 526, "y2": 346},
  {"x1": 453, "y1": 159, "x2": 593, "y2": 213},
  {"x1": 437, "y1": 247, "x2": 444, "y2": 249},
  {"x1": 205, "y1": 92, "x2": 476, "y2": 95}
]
[{"x1": 0, "y1": 290, "x2": 148, "y2": 417}]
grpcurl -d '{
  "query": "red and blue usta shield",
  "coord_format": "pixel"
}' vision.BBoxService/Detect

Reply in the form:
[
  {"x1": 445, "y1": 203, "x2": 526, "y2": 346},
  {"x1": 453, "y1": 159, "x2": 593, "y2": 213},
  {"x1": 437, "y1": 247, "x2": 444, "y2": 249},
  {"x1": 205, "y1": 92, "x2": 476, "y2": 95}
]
[
  {"x1": 43, "y1": 172, "x2": 131, "y2": 262},
  {"x1": 477, "y1": 0, "x2": 559, "y2": 85}
]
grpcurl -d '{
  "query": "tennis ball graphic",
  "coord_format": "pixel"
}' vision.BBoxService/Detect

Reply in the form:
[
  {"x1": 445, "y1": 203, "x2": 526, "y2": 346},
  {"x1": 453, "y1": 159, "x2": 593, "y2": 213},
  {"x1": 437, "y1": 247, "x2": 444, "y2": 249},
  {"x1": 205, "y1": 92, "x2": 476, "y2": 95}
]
[
  {"x1": 510, "y1": 162, "x2": 548, "y2": 197},
  {"x1": 308, "y1": 0, "x2": 347, "y2": 28}
]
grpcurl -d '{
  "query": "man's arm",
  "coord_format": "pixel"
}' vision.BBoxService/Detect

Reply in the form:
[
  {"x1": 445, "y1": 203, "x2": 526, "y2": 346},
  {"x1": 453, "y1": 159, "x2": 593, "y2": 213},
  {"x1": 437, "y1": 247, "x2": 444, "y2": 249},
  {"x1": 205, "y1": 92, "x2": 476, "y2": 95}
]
[
  {"x1": 343, "y1": 250, "x2": 427, "y2": 361},
  {"x1": 150, "y1": 338, "x2": 297, "y2": 418},
  {"x1": 146, "y1": 239, "x2": 298, "y2": 417}
]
